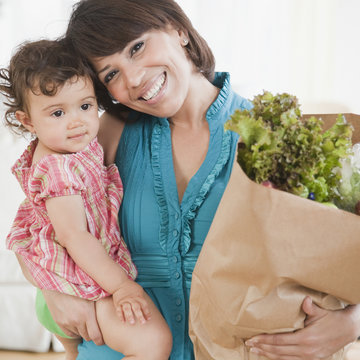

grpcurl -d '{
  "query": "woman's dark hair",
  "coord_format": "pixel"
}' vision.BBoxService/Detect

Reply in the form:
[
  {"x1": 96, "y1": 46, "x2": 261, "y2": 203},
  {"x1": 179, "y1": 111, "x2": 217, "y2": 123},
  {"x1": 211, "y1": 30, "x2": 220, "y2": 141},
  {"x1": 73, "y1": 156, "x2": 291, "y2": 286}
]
[
  {"x1": 0, "y1": 39, "x2": 94, "y2": 135},
  {"x1": 66, "y1": 0, "x2": 216, "y2": 117}
]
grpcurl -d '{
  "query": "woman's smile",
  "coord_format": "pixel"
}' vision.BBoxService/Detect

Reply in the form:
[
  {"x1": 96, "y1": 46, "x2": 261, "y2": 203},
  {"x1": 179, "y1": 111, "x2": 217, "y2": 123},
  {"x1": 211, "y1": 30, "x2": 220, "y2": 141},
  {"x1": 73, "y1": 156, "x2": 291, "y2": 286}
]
[{"x1": 140, "y1": 72, "x2": 166, "y2": 102}]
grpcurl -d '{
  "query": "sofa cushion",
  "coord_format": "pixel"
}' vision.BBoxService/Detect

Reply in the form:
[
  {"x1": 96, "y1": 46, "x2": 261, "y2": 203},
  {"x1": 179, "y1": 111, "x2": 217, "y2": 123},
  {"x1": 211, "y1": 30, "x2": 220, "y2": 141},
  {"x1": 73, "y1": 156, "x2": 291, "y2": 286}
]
[{"x1": 0, "y1": 250, "x2": 29, "y2": 284}]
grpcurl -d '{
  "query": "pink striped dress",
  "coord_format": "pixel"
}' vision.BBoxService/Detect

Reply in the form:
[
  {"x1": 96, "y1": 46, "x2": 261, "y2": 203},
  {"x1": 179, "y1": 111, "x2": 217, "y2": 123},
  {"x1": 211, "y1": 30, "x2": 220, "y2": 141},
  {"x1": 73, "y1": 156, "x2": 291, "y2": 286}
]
[{"x1": 6, "y1": 138, "x2": 137, "y2": 300}]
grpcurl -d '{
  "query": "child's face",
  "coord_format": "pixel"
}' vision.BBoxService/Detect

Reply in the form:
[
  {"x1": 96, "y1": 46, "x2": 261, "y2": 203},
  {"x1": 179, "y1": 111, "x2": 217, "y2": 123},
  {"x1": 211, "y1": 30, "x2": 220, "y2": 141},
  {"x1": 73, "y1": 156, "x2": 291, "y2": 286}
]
[{"x1": 18, "y1": 76, "x2": 99, "y2": 154}]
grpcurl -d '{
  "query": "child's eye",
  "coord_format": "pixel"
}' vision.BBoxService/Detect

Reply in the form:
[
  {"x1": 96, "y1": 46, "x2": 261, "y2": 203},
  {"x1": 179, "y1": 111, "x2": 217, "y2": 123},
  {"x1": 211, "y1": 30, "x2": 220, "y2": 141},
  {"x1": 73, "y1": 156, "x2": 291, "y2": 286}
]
[
  {"x1": 81, "y1": 103, "x2": 91, "y2": 111},
  {"x1": 52, "y1": 110, "x2": 64, "y2": 118},
  {"x1": 130, "y1": 41, "x2": 144, "y2": 56},
  {"x1": 104, "y1": 70, "x2": 118, "y2": 84}
]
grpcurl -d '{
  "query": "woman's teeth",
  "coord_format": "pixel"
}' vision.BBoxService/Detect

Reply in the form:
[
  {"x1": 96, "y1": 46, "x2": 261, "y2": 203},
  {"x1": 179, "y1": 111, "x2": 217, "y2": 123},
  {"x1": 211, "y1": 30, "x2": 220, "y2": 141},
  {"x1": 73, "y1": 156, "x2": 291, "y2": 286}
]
[{"x1": 142, "y1": 74, "x2": 165, "y2": 101}]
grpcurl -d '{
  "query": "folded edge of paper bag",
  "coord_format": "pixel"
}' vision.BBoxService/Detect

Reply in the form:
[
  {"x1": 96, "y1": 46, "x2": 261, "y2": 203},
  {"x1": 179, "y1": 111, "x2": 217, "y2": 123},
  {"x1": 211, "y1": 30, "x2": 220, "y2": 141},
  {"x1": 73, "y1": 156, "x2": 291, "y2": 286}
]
[{"x1": 189, "y1": 153, "x2": 360, "y2": 359}]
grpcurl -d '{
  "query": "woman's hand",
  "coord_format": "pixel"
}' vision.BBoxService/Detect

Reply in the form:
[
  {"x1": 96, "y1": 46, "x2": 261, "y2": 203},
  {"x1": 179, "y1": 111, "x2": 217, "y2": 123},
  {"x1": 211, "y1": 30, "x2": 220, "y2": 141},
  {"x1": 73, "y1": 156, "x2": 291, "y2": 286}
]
[
  {"x1": 245, "y1": 297, "x2": 360, "y2": 359},
  {"x1": 113, "y1": 280, "x2": 151, "y2": 325},
  {"x1": 42, "y1": 289, "x2": 104, "y2": 345}
]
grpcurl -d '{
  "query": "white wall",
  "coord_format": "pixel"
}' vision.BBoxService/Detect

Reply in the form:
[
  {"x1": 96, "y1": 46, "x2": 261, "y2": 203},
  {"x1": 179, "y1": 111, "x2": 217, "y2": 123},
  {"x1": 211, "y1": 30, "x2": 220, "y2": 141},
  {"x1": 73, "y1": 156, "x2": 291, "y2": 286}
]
[
  {"x1": 0, "y1": 0, "x2": 76, "y2": 66},
  {"x1": 1, "y1": 0, "x2": 360, "y2": 244},
  {"x1": 0, "y1": 0, "x2": 77, "y2": 248},
  {"x1": 179, "y1": 0, "x2": 360, "y2": 114}
]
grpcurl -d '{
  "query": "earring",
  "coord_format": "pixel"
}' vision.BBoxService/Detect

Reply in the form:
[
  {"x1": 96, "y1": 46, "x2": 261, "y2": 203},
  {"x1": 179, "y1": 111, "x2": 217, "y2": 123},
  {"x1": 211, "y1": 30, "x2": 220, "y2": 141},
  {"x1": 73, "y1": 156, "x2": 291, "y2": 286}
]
[
  {"x1": 182, "y1": 38, "x2": 188, "y2": 46},
  {"x1": 108, "y1": 92, "x2": 119, "y2": 104}
]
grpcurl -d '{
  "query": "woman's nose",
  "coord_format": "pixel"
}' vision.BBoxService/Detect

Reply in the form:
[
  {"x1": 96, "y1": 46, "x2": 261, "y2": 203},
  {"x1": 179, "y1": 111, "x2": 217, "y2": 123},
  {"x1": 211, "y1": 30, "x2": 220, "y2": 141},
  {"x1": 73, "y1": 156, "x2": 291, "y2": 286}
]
[{"x1": 123, "y1": 64, "x2": 145, "y2": 88}]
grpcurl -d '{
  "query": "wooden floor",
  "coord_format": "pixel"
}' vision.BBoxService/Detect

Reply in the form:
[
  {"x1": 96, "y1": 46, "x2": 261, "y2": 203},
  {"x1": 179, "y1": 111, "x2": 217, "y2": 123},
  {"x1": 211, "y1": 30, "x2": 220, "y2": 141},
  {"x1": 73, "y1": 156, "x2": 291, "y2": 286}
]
[
  {"x1": 1, "y1": 342, "x2": 360, "y2": 359},
  {"x1": 0, "y1": 350, "x2": 64, "y2": 359}
]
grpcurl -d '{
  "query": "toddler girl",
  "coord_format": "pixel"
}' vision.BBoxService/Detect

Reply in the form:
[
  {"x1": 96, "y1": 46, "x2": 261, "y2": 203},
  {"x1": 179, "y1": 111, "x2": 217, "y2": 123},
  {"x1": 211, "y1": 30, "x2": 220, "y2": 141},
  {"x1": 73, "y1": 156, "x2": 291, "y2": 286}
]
[{"x1": 0, "y1": 39, "x2": 172, "y2": 360}]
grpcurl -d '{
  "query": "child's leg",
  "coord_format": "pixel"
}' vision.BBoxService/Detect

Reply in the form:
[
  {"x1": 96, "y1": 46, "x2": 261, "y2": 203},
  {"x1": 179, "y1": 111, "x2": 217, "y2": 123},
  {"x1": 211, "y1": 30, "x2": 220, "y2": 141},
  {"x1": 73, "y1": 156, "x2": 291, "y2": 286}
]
[
  {"x1": 96, "y1": 293, "x2": 172, "y2": 360},
  {"x1": 55, "y1": 334, "x2": 81, "y2": 360}
]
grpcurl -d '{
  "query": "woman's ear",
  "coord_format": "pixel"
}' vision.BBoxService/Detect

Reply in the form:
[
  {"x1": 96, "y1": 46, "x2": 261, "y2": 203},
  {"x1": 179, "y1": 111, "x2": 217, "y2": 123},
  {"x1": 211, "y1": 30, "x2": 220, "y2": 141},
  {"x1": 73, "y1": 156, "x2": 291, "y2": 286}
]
[
  {"x1": 15, "y1": 110, "x2": 35, "y2": 133},
  {"x1": 178, "y1": 29, "x2": 189, "y2": 47}
]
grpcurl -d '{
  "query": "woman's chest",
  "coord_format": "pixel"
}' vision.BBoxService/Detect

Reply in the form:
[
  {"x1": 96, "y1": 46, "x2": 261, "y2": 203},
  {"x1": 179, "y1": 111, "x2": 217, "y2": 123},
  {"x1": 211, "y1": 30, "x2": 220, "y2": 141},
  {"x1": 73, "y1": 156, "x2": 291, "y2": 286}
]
[
  {"x1": 117, "y1": 121, "x2": 235, "y2": 255},
  {"x1": 170, "y1": 124, "x2": 210, "y2": 202}
]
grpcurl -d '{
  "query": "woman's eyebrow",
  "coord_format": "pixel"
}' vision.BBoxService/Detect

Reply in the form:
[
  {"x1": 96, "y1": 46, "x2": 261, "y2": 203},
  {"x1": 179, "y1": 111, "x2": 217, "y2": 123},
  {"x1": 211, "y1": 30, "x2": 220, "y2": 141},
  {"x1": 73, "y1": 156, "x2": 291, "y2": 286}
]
[{"x1": 97, "y1": 64, "x2": 110, "y2": 76}]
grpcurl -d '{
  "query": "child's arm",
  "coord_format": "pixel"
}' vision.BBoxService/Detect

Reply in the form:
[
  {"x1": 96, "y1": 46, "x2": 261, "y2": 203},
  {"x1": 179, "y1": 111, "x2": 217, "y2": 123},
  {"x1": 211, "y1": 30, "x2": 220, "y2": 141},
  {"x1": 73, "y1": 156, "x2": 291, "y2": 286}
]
[{"x1": 45, "y1": 194, "x2": 150, "y2": 324}]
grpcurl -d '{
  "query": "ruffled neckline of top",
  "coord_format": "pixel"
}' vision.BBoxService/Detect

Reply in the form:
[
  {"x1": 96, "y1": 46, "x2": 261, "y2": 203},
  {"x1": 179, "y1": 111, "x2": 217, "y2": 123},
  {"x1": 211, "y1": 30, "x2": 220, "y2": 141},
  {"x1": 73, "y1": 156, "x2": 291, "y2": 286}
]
[
  {"x1": 150, "y1": 72, "x2": 233, "y2": 254},
  {"x1": 151, "y1": 72, "x2": 231, "y2": 131}
]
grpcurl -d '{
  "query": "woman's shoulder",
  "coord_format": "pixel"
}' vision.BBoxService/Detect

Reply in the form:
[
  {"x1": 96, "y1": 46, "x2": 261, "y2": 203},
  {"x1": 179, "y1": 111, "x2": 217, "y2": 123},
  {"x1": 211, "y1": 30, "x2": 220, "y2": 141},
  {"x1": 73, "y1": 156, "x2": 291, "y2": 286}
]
[
  {"x1": 98, "y1": 111, "x2": 127, "y2": 165},
  {"x1": 208, "y1": 72, "x2": 252, "y2": 122},
  {"x1": 217, "y1": 72, "x2": 252, "y2": 111}
]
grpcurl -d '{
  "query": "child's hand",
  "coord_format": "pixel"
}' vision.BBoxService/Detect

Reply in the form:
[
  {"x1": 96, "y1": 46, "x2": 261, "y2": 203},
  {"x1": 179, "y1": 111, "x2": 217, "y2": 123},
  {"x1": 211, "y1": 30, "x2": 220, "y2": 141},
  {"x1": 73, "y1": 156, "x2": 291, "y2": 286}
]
[{"x1": 113, "y1": 280, "x2": 151, "y2": 325}]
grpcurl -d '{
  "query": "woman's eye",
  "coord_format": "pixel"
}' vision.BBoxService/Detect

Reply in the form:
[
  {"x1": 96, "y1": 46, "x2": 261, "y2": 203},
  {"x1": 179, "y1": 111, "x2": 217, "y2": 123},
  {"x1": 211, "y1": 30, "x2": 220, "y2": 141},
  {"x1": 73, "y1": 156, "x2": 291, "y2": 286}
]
[
  {"x1": 130, "y1": 41, "x2": 144, "y2": 56},
  {"x1": 81, "y1": 103, "x2": 91, "y2": 111},
  {"x1": 52, "y1": 110, "x2": 64, "y2": 118},
  {"x1": 104, "y1": 70, "x2": 118, "y2": 84}
]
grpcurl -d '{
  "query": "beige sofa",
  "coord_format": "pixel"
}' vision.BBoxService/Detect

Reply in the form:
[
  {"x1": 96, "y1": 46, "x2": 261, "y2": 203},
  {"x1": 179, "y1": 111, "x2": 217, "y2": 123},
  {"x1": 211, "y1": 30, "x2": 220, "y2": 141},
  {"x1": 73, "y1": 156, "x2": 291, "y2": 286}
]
[{"x1": 0, "y1": 249, "x2": 63, "y2": 352}]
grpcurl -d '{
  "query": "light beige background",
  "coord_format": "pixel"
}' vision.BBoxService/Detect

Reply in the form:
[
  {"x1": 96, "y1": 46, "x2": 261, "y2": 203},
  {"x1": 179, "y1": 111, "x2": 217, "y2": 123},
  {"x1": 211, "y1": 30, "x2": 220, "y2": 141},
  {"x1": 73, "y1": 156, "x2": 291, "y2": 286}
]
[
  {"x1": 1, "y1": 0, "x2": 360, "y2": 244},
  {"x1": 0, "y1": 0, "x2": 359, "y2": 354}
]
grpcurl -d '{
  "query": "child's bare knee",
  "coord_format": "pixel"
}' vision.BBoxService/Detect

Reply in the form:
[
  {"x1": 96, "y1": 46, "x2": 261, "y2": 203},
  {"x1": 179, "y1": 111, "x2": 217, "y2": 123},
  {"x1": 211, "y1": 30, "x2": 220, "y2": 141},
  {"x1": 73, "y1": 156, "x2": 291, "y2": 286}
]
[
  {"x1": 143, "y1": 324, "x2": 172, "y2": 360},
  {"x1": 55, "y1": 334, "x2": 80, "y2": 360}
]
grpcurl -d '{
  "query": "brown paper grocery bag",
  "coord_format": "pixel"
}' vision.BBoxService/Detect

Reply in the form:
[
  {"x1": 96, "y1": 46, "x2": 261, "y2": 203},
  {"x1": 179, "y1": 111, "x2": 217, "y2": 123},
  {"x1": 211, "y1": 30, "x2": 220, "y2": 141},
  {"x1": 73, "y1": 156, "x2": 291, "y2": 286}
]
[{"x1": 189, "y1": 114, "x2": 360, "y2": 360}]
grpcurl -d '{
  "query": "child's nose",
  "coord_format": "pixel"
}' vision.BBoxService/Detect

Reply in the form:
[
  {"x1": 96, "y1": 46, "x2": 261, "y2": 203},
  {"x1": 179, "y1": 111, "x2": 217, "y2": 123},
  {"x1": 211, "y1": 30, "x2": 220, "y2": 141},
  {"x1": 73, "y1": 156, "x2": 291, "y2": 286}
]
[{"x1": 68, "y1": 119, "x2": 84, "y2": 129}]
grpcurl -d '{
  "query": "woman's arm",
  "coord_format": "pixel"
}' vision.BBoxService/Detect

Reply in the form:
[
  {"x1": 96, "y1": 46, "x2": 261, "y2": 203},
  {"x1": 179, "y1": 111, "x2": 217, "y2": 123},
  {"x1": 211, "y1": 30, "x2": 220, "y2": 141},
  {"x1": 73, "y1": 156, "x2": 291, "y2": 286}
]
[
  {"x1": 15, "y1": 254, "x2": 38, "y2": 287},
  {"x1": 245, "y1": 297, "x2": 360, "y2": 359},
  {"x1": 15, "y1": 253, "x2": 104, "y2": 344},
  {"x1": 42, "y1": 289, "x2": 104, "y2": 344},
  {"x1": 98, "y1": 111, "x2": 126, "y2": 166}
]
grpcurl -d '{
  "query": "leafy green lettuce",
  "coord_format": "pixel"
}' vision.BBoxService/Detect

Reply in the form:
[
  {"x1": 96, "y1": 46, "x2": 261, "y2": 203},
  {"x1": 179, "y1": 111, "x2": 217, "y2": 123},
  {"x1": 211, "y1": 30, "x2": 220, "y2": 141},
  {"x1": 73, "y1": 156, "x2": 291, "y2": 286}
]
[
  {"x1": 335, "y1": 144, "x2": 360, "y2": 213},
  {"x1": 225, "y1": 91, "x2": 353, "y2": 204}
]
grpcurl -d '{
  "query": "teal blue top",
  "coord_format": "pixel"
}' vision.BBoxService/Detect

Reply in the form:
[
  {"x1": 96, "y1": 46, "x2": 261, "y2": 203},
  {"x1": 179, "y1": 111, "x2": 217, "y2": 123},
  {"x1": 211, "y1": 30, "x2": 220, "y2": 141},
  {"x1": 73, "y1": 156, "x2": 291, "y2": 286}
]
[{"x1": 76, "y1": 72, "x2": 252, "y2": 359}]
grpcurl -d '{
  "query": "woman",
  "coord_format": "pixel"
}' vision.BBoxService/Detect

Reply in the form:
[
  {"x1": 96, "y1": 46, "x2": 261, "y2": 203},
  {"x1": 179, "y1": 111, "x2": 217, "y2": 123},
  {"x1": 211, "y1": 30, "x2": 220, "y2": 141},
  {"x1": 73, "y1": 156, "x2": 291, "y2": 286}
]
[{"x1": 27, "y1": 0, "x2": 360, "y2": 359}]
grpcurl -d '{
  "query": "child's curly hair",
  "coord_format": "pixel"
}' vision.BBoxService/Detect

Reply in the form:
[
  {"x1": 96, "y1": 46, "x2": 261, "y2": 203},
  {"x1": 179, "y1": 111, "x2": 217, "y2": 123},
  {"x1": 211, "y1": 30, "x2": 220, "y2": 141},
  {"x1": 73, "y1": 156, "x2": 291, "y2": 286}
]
[{"x1": 0, "y1": 38, "x2": 95, "y2": 135}]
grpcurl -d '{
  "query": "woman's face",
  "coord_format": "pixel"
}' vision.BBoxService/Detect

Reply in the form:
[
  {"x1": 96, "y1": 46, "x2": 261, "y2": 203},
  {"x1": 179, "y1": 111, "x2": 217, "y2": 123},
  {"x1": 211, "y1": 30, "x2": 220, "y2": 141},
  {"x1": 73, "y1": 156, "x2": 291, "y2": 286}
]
[{"x1": 92, "y1": 27, "x2": 194, "y2": 118}]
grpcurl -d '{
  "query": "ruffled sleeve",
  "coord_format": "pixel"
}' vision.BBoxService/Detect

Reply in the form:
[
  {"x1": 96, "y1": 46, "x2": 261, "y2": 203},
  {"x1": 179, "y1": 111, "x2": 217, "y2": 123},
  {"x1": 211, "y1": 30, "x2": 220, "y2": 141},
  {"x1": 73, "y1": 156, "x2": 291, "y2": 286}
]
[{"x1": 30, "y1": 154, "x2": 86, "y2": 205}]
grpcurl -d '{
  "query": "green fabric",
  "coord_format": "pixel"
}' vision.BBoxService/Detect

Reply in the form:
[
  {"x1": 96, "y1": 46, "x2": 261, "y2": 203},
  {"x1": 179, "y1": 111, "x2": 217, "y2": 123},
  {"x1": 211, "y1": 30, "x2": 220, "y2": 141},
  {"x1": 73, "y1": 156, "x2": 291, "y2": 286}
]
[{"x1": 35, "y1": 288, "x2": 73, "y2": 339}]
